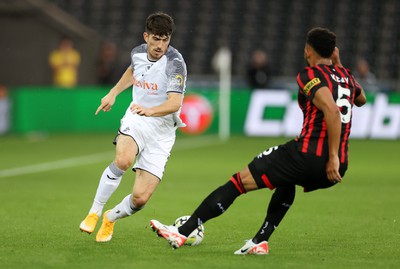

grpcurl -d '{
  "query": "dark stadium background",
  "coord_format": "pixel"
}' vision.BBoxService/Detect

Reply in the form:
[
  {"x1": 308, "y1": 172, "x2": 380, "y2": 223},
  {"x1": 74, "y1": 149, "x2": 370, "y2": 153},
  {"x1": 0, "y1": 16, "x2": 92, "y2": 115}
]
[{"x1": 1, "y1": 0, "x2": 399, "y2": 90}]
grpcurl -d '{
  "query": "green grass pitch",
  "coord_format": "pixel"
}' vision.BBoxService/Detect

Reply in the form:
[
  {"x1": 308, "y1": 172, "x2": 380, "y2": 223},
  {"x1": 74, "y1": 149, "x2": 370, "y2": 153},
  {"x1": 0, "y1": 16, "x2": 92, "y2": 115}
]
[{"x1": 0, "y1": 134, "x2": 399, "y2": 269}]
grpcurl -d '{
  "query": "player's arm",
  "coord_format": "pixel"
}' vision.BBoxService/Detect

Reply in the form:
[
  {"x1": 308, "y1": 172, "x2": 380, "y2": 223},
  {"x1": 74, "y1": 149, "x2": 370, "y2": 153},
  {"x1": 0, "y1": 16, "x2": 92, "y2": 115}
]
[
  {"x1": 354, "y1": 84, "x2": 366, "y2": 107},
  {"x1": 130, "y1": 92, "x2": 183, "y2": 117},
  {"x1": 95, "y1": 66, "x2": 134, "y2": 115},
  {"x1": 312, "y1": 87, "x2": 343, "y2": 183},
  {"x1": 331, "y1": 46, "x2": 366, "y2": 107}
]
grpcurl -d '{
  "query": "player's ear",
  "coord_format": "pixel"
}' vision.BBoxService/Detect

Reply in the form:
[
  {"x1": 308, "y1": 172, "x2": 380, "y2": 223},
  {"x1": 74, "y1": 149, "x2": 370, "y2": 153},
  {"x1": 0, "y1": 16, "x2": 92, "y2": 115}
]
[
  {"x1": 304, "y1": 44, "x2": 313, "y2": 59},
  {"x1": 143, "y1": 32, "x2": 149, "y2": 43},
  {"x1": 304, "y1": 45, "x2": 310, "y2": 56}
]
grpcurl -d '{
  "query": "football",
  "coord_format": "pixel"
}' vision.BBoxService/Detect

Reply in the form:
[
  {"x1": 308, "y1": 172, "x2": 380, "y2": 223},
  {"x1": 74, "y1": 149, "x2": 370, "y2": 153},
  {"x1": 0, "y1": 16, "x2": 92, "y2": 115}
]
[{"x1": 173, "y1": 215, "x2": 205, "y2": 246}]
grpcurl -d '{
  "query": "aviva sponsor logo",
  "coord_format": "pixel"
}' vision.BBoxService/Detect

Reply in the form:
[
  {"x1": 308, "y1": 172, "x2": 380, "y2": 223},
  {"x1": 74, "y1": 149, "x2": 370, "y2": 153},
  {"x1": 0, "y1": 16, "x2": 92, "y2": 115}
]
[
  {"x1": 303, "y1": 78, "x2": 321, "y2": 95},
  {"x1": 133, "y1": 76, "x2": 158, "y2": 90}
]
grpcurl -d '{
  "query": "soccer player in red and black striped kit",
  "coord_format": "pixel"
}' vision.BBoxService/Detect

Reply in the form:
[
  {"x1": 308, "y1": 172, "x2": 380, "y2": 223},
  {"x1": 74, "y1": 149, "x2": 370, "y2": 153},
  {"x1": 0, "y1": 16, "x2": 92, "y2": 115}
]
[{"x1": 150, "y1": 27, "x2": 367, "y2": 254}]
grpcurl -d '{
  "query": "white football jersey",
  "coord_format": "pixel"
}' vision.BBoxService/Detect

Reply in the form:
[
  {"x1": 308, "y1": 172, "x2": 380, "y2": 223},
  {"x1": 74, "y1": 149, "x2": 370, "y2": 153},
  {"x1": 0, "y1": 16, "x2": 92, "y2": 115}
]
[{"x1": 129, "y1": 44, "x2": 187, "y2": 129}]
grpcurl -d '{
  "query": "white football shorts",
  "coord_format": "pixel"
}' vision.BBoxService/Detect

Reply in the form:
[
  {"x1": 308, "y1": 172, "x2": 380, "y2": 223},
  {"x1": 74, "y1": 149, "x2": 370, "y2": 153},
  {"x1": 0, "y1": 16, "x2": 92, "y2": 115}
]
[{"x1": 118, "y1": 108, "x2": 177, "y2": 180}]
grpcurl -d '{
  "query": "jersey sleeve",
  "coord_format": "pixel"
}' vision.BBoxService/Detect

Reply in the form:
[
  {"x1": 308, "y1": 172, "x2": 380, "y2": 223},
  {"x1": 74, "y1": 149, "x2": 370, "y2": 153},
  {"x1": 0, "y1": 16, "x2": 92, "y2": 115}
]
[
  {"x1": 297, "y1": 67, "x2": 328, "y2": 101},
  {"x1": 130, "y1": 44, "x2": 147, "y2": 69},
  {"x1": 165, "y1": 51, "x2": 187, "y2": 94}
]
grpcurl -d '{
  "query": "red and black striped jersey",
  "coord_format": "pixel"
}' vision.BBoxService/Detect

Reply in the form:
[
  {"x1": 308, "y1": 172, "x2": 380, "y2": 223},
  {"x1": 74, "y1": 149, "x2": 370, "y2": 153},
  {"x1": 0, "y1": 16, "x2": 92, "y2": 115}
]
[{"x1": 296, "y1": 64, "x2": 362, "y2": 163}]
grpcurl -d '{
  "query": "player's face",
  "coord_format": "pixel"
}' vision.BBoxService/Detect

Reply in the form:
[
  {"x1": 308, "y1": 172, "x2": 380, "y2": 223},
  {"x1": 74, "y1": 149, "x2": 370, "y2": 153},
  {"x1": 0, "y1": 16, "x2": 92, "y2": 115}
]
[{"x1": 144, "y1": 32, "x2": 171, "y2": 60}]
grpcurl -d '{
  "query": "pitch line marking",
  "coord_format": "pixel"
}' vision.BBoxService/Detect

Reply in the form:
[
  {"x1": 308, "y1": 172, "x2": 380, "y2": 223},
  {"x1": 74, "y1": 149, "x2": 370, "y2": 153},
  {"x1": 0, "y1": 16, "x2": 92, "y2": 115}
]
[{"x1": 0, "y1": 136, "x2": 222, "y2": 178}]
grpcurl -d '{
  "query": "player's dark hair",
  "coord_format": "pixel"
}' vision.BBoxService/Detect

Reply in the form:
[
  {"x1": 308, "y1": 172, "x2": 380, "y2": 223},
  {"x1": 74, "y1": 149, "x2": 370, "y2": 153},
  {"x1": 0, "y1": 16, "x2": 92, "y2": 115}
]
[
  {"x1": 306, "y1": 27, "x2": 336, "y2": 58},
  {"x1": 145, "y1": 12, "x2": 175, "y2": 36}
]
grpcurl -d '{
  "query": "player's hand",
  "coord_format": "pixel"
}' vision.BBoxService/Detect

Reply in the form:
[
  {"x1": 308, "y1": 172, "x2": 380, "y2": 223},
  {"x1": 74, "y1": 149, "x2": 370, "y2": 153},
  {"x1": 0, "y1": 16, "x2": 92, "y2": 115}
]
[
  {"x1": 95, "y1": 93, "x2": 116, "y2": 115},
  {"x1": 130, "y1": 103, "x2": 152, "y2": 116},
  {"x1": 331, "y1": 47, "x2": 343, "y2": 68},
  {"x1": 326, "y1": 156, "x2": 342, "y2": 184}
]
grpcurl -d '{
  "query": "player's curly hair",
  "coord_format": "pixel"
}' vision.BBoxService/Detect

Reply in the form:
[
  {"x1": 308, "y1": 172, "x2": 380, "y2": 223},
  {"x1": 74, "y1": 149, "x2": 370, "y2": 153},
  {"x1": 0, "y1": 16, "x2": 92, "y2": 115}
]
[
  {"x1": 306, "y1": 27, "x2": 336, "y2": 58},
  {"x1": 145, "y1": 12, "x2": 175, "y2": 37}
]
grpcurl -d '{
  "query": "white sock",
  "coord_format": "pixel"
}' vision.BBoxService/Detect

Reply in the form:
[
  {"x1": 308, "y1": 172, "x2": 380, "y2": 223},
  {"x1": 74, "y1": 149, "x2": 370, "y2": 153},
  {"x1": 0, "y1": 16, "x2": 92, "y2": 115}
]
[
  {"x1": 88, "y1": 162, "x2": 125, "y2": 216},
  {"x1": 107, "y1": 194, "x2": 143, "y2": 222}
]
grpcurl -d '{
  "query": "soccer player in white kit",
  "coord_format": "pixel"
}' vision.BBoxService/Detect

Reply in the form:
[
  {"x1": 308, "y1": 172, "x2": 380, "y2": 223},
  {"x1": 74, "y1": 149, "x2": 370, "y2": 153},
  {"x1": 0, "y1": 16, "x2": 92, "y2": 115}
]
[{"x1": 79, "y1": 12, "x2": 187, "y2": 242}]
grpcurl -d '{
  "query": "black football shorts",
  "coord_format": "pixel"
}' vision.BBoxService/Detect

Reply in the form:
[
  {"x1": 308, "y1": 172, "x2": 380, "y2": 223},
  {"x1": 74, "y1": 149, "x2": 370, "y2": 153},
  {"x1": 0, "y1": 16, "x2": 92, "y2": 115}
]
[{"x1": 248, "y1": 139, "x2": 348, "y2": 192}]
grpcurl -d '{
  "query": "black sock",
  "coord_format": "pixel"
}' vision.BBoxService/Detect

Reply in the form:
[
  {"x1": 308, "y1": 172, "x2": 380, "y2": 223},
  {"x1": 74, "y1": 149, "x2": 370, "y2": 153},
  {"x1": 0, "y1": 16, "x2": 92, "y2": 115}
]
[
  {"x1": 253, "y1": 185, "x2": 296, "y2": 243},
  {"x1": 179, "y1": 180, "x2": 242, "y2": 237}
]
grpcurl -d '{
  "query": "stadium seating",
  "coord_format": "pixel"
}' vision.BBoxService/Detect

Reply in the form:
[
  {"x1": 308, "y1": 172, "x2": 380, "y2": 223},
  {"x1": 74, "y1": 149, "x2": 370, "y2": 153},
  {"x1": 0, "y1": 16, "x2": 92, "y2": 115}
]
[{"x1": 50, "y1": 0, "x2": 400, "y2": 82}]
